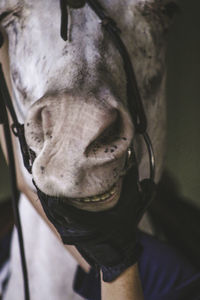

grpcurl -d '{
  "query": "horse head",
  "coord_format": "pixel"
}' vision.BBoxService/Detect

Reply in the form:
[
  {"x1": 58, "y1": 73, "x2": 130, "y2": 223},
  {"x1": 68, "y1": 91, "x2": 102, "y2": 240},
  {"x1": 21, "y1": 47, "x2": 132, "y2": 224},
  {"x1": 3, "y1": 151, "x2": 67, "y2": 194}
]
[{"x1": 0, "y1": 0, "x2": 176, "y2": 212}]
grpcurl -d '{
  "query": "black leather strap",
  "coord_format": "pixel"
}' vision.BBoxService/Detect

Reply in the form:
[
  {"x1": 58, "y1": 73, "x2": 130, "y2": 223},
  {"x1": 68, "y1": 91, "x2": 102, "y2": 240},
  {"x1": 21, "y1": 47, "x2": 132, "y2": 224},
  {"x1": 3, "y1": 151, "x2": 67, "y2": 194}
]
[
  {"x1": 60, "y1": 0, "x2": 87, "y2": 41},
  {"x1": 0, "y1": 31, "x2": 4, "y2": 48},
  {"x1": 0, "y1": 65, "x2": 33, "y2": 173},
  {"x1": 67, "y1": 0, "x2": 86, "y2": 9},
  {"x1": 0, "y1": 62, "x2": 30, "y2": 300}
]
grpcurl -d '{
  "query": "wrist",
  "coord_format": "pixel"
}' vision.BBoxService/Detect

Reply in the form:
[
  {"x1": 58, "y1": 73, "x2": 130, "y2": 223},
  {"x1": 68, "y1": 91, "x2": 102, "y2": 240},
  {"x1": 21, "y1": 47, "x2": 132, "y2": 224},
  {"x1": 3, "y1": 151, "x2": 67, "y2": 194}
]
[{"x1": 101, "y1": 263, "x2": 144, "y2": 300}]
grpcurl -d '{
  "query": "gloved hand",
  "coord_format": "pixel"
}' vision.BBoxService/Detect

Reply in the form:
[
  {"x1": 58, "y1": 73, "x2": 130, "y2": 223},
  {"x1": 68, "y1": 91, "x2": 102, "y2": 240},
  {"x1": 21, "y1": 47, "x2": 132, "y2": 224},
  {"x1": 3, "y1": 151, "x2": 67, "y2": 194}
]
[{"x1": 34, "y1": 166, "x2": 155, "y2": 282}]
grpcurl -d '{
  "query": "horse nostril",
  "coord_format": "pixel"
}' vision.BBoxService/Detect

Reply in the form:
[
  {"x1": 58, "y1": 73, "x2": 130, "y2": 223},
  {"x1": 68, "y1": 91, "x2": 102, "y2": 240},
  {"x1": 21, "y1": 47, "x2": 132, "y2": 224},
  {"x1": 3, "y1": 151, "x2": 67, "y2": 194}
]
[
  {"x1": 96, "y1": 111, "x2": 121, "y2": 145},
  {"x1": 85, "y1": 110, "x2": 124, "y2": 158},
  {"x1": 41, "y1": 108, "x2": 53, "y2": 136},
  {"x1": 25, "y1": 106, "x2": 52, "y2": 154}
]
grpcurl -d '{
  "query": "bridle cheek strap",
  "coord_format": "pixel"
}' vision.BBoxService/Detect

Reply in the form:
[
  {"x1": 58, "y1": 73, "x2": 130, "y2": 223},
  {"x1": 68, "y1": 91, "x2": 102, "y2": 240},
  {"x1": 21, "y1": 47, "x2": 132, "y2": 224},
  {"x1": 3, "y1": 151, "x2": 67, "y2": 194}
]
[
  {"x1": 60, "y1": 0, "x2": 86, "y2": 41},
  {"x1": 0, "y1": 64, "x2": 33, "y2": 173}
]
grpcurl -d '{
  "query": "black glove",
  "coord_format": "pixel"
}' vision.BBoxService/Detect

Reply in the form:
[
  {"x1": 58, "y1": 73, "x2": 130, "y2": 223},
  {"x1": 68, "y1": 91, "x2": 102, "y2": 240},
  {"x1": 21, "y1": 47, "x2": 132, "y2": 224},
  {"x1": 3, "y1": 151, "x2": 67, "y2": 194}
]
[{"x1": 34, "y1": 166, "x2": 155, "y2": 282}]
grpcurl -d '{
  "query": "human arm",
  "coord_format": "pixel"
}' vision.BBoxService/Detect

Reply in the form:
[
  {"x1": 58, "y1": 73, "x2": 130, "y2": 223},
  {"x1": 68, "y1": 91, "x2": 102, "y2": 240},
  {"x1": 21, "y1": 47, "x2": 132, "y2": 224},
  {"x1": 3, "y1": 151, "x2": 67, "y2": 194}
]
[{"x1": 101, "y1": 264, "x2": 144, "y2": 300}]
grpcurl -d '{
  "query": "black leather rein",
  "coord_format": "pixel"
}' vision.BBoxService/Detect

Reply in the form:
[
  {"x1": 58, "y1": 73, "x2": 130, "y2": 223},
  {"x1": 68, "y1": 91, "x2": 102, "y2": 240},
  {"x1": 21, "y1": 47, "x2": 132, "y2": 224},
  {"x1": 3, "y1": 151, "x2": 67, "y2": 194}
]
[{"x1": 0, "y1": 64, "x2": 30, "y2": 299}]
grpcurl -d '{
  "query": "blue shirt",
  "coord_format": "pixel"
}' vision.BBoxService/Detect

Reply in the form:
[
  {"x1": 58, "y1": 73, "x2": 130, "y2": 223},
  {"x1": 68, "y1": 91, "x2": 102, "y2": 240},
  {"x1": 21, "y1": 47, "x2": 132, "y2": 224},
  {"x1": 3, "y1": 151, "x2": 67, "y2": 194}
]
[{"x1": 73, "y1": 231, "x2": 200, "y2": 300}]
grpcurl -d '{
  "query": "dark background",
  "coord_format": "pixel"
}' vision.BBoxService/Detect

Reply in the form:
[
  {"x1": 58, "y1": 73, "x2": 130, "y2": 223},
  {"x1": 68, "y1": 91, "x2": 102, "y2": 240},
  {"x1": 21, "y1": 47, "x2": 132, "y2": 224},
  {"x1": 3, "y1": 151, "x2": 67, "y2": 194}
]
[{"x1": 165, "y1": 0, "x2": 200, "y2": 208}]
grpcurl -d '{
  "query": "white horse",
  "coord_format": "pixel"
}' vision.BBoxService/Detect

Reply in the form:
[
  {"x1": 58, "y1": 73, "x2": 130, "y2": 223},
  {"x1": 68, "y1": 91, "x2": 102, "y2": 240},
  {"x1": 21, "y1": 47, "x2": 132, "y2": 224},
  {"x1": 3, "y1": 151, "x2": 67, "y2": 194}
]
[{"x1": 0, "y1": 0, "x2": 174, "y2": 299}]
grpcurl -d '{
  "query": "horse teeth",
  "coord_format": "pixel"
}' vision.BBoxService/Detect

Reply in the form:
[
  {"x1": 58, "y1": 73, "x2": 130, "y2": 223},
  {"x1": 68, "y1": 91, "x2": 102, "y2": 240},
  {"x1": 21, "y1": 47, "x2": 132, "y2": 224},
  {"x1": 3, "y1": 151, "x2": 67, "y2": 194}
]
[
  {"x1": 100, "y1": 194, "x2": 109, "y2": 200},
  {"x1": 91, "y1": 196, "x2": 101, "y2": 202},
  {"x1": 110, "y1": 190, "x2": 115, "y2": 195},
  {"x1": 74, "y1": 183, "x2": 117, "y2": 204},
  {"x1": 82, "y1": 198, "x2": 91, "y2": 202}
]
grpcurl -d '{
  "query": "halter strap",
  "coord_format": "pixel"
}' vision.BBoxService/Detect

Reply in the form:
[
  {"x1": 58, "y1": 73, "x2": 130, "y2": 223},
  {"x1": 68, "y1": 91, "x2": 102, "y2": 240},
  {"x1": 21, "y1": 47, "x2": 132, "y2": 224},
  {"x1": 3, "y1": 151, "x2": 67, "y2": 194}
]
[{"x1": 60, "y1": 0, "x2": 86, "y2": 41}]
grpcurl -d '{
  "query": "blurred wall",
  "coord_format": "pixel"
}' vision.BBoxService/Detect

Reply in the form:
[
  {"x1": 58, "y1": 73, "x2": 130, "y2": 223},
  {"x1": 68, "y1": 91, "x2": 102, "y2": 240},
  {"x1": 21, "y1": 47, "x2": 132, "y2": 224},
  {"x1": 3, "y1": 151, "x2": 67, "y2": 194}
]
[{"x1": 166, "y1": 0, "x2": 200, "y2": 207}]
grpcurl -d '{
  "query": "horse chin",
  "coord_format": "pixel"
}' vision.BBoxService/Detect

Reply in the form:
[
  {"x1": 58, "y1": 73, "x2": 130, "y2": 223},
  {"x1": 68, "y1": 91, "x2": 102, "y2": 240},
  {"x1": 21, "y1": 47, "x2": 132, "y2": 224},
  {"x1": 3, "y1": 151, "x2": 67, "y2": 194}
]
[{"x1": 66, "y1": 179, "x2": 123, "y2": 212}]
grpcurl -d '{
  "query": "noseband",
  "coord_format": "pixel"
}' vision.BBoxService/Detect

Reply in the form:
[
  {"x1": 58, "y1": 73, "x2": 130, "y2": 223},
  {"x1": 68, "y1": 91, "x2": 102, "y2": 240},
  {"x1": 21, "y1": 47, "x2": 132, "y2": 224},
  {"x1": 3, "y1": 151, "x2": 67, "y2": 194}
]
[{"x1": 0, "y1": 1, "x2": 155, "y2": 299}]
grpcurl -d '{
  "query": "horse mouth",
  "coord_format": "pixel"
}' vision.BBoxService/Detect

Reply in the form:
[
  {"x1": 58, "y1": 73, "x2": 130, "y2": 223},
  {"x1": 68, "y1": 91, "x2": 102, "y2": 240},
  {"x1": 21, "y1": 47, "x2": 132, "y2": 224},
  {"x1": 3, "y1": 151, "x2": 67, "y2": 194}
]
[{"x1": 67, "y1": 179, "x2": 122, "y2": 211}]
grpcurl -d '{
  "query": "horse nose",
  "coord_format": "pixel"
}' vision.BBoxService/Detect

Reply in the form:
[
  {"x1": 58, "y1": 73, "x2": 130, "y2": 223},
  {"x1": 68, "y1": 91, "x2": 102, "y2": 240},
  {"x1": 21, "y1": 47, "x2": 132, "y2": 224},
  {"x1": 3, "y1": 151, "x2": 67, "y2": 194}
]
[
  {"x1": 25, "y1": 93, "x2": 133, "y2": 159},
  {"x1": 24, "y1": 93, "x2": 133, "y2": 197}
]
